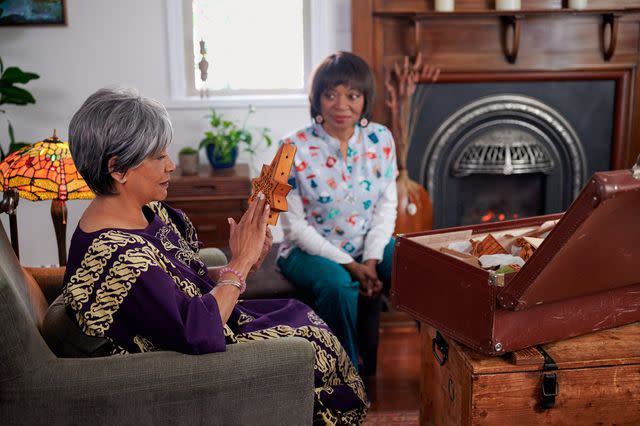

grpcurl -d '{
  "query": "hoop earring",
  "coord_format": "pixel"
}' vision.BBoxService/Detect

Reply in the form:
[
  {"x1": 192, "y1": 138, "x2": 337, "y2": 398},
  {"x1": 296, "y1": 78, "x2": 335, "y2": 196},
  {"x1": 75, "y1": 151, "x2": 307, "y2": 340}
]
[
  {"x1": 359, "y1": 117, "x2": 369, "y2": 127},
  {"x1": 314, "y1": 114, "x2": 324, "y2": 124}
]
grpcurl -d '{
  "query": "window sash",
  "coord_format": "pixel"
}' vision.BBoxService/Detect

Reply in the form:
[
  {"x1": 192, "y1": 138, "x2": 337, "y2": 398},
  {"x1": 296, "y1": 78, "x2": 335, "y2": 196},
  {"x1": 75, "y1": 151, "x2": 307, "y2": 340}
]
[{"x1": 166, "y1": 0, "x2": 329, "y2": 107}]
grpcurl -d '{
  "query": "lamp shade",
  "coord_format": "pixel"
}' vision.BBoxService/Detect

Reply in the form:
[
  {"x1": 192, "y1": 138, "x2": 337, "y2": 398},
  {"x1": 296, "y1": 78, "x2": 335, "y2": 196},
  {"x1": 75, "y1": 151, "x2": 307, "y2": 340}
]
[
  {"x1": 0, "y1": 131, "x2": 94, "y2": 201},
  {"x1": 0, "y1": 130, "x2": 94, "y2": 266}
]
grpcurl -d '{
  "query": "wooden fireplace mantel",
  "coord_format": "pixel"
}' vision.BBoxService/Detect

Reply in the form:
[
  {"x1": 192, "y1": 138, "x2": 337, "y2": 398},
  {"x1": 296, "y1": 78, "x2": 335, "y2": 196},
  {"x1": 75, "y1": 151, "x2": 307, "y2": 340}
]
[{"x1": 352, "y1": 0, "x2": 640, "y2": 168}]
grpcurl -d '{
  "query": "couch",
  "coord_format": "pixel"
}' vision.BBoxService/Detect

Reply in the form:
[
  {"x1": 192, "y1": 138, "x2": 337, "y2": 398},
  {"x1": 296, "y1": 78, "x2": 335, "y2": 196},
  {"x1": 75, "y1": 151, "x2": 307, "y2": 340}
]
[{"x1": 0, "y1": 225, "x2": 315, "y2": 425}]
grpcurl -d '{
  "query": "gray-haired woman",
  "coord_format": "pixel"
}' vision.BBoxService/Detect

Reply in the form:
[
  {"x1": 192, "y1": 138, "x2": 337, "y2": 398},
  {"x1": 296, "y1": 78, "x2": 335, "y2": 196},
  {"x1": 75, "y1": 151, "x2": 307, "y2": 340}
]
[{"x1": 63, "y1": 88, "x2": 368, "y2": 424}]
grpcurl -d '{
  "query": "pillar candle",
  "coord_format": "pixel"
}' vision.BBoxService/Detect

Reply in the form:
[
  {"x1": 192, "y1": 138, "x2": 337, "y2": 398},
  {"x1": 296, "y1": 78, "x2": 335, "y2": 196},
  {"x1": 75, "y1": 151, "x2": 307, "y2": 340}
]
[
  {"x1": 568, "y1": 0, "x2": 588, "y2": 9},
  {"x1": 435, "y1": 0, "x2": 454, "y2": 12},
  {"x1": 495, "y1": 0, "x2": 521, "y2": 10}
]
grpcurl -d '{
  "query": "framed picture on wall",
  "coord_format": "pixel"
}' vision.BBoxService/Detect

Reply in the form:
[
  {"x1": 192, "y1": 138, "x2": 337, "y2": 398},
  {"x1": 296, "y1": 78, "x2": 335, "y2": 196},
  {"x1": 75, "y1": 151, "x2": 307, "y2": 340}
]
[{"x1": 0, "y1": 0, "x2": 66, "y2": 25}]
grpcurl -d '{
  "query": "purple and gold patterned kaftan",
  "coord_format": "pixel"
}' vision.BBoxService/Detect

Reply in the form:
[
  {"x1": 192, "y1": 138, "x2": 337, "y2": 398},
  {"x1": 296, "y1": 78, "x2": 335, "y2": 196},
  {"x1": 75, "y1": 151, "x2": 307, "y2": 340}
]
[{"x1": 63, "y1": 202, "x2": 367, "y2": 425}]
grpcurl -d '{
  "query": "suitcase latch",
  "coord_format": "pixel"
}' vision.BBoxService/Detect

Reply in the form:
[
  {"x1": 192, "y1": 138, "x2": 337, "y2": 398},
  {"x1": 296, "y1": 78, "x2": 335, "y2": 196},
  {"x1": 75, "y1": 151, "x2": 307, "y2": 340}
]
[{"x1": 432, "y1": 331, "x2": 449, "y2": 366}]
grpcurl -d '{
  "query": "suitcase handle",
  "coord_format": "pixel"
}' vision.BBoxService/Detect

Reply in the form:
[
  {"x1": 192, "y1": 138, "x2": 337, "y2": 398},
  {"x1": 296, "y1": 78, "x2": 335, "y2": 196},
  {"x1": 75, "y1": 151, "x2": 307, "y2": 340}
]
[{"x1": 432, "y1": 331, "x2": 449, "y2": 366}]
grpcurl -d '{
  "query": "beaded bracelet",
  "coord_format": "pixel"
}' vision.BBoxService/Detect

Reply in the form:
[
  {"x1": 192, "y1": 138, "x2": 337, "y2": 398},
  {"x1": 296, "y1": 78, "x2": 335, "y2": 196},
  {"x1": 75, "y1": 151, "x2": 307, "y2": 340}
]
[
  {"x1": 218, "y1": 266, "x2": 247, "y2": 293},
  {"x1": 216, "y1": 279, "x2": 243, "y2": 292}
]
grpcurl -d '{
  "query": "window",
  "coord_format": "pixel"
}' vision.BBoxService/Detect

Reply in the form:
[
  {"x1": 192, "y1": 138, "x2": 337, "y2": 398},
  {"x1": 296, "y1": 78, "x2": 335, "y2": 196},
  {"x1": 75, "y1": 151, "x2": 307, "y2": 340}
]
[
  {"x1": 166, "y1": 0, "x2": 329, "y2": 107},
  {"x1": 191, "y1": 0, "x2": 307, "y2": 93}
]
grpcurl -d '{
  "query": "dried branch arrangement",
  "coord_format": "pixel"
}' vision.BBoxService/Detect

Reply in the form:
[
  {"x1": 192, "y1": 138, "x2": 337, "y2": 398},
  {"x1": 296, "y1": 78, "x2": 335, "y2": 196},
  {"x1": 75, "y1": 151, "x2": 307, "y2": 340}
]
[{"x1": 385, "y1": 54, "x2": 440, "y2": 229}]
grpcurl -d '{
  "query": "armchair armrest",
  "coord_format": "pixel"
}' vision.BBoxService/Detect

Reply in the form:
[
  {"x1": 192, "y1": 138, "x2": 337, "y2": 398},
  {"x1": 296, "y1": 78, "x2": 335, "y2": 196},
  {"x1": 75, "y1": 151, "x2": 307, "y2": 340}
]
[
  {"x1": 6, "y1": 337, "x2": 315, "y2": 425},
  {"x1": 24, "y1": 247, "x2": 228, "y2": 304},
  {"x1": 24, "y1": 266, "x2": 65, "y2": 304},
  {"x1": 199, "y1": 247, "x2": 228, "y2": 267}
]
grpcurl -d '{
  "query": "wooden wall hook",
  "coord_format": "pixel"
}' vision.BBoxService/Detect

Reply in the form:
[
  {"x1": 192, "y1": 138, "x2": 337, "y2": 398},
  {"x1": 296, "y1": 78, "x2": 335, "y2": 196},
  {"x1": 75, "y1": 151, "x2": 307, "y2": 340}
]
[
  {"x1": 602, "y1": 13, "x2": 619, "y2": 61},
  {"x1": 501, "y1": 15, "x2": 522, "y2": 64}
]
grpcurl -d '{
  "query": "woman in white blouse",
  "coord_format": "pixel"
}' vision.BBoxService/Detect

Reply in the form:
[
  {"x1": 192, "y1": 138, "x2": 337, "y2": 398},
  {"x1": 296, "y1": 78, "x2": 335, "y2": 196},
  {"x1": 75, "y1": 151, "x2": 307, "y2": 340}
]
[{"x1": 277, "y1": 52, "x2": 398, "y2": 381}]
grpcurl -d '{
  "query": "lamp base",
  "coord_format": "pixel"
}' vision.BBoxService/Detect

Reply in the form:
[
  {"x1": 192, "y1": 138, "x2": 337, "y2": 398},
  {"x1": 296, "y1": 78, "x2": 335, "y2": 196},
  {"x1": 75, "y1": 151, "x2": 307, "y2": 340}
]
[
  {"x1": 0, "y1": 189, "x2": 20, "y2": 259},
  {"x1": 51, "y1": 199, "x2": 67, "y2": 266}
]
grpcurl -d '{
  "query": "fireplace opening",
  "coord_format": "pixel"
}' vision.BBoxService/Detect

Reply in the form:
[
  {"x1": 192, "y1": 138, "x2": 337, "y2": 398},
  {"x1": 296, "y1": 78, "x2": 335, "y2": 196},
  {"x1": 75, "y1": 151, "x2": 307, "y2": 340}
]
[
  {"x1": 407, "y1": 79, "x2": 615, "y2": 228},
  {"x1": 458, "y1": 174, "x2": 544, "y2": 225}
]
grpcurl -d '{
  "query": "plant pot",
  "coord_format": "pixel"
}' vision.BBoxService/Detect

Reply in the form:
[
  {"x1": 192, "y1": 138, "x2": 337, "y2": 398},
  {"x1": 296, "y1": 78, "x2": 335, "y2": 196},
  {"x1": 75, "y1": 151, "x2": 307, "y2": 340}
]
[
  {"x1": 205, "y1": 144, "x2": 238, "y2": 169},
  {"x1": 179, "y1": 152, "x2": 199, "y2": 175}
]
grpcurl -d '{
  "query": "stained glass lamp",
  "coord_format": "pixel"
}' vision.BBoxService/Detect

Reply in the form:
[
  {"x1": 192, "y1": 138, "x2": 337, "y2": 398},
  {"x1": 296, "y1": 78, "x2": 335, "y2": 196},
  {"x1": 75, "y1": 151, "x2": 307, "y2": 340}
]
[{"x1": 0, "y1": 130, "x2": 94, "y2": 265}]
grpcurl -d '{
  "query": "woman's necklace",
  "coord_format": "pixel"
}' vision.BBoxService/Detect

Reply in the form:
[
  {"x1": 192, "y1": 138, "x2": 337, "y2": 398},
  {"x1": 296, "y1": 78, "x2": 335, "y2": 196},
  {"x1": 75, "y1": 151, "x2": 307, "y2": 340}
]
[{"x1": 340, "y1": 128, "x2": 361, "y2": 163}]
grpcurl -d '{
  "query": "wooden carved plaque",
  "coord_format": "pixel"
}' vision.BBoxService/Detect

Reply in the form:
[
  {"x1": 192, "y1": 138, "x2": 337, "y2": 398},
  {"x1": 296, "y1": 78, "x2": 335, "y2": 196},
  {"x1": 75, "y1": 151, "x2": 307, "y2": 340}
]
[{"x1": 249, "y1": 143, "x2": 297, "y2": 225}]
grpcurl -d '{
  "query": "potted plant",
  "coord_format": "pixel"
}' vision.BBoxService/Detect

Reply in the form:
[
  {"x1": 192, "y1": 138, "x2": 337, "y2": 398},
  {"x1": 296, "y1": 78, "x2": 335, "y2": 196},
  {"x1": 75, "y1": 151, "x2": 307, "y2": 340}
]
[
  {"x1": 178, "y1": 146, "x2": 199, "y2": 175},
  {"x1": 0, "y1": 56, "x2": 40, "y2": 160},
  {"x1": 198, "y1": 106, "x2": 272, "y2": 171}
]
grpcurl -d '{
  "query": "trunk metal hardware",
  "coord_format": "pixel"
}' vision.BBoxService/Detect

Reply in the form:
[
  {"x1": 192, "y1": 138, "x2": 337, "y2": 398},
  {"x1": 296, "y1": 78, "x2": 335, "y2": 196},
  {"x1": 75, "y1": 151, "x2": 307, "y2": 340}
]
[
  {"x1": 536, "y1": 345, "x2": 559, "y2": 409},
  {"x1": 432, "y1": 331, "x2": 449, "y2": 366}
]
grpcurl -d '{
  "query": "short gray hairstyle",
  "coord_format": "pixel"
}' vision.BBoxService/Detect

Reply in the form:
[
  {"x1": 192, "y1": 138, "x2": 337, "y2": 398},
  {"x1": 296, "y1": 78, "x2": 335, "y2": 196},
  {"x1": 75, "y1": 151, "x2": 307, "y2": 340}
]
[{"x1": 68, "y1": 87, "x2": 173, "y2": 196}]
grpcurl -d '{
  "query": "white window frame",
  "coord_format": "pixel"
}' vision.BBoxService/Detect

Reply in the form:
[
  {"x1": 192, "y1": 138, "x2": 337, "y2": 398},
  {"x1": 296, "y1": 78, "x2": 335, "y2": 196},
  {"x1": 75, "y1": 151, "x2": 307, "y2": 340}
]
[{"x1": 165, "y1": 0, "x2": 329, "y2": 109}]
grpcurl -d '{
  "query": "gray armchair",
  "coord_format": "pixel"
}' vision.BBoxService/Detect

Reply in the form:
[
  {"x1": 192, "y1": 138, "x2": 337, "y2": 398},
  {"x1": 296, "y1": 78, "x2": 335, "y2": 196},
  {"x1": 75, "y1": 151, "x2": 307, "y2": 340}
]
[{"x1": 0, "y1": 225, "x2": 315, "y2": 425}]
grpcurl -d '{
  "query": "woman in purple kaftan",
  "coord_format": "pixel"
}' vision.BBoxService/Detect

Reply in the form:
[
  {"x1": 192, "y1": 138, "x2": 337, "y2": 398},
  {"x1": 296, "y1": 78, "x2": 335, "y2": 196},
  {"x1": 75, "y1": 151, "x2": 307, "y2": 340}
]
[{"x1": 62, "y1": 88, "x2": 367, "y2": 425}]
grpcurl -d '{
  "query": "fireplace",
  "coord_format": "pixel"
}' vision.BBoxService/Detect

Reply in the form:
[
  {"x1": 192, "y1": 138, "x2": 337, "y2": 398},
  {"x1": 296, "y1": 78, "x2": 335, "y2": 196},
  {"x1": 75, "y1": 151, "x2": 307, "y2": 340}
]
[
  {"x1": 407, "y1": 79, "x2": 616, "y2": 228},
  {"x1": 351, "y1": 1, "x2": 640, "y2": 231}
]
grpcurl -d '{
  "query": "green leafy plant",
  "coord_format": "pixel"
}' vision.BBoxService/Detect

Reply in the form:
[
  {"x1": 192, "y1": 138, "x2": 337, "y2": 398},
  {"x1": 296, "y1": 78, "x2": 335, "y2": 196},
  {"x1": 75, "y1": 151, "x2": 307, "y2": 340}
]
[
  {"x1": 198, "y1": 106, "x2": 272, "y2": 170},
  {"x1": 0, "y1": 56, "x2": 40, "y2": 160},
  {"x1": 179, "y1": 146, "x2": 198, "y2": 155}
]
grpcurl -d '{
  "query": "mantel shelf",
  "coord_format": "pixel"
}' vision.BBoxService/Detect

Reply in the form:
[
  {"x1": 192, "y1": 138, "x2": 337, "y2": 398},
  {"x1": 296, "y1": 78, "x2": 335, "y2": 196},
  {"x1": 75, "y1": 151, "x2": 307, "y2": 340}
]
[
  {"x1": 374, "y1": 8, "x2": 631, "y2": 64},
  {"x1": 373, "y1": 8, "x2": 640, "y2": 19}
]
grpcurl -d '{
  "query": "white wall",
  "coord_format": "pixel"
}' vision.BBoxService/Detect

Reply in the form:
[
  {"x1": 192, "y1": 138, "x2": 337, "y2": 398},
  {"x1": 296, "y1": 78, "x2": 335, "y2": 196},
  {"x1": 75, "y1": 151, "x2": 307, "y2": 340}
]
[{"x1": 0, "y1": 0, "x2": 352, "y2": 266}]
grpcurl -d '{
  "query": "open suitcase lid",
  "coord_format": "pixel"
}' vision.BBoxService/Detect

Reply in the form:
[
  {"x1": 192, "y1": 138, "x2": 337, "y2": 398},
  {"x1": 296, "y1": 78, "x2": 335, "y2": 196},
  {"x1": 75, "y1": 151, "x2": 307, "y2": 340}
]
[{"x1": 498, "y1": 168, "x2": 640, "y2": 310}]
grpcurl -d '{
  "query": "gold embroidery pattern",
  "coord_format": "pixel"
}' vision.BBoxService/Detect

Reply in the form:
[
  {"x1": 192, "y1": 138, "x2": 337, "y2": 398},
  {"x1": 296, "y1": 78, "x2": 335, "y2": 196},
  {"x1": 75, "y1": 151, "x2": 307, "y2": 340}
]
[
  {"x1": 133, "y1": 335, "x2": 157, "y2": 352},
  {"x1": 180, "y1": 209, "x2": 200, "y2": 252},
  {"x1": 150, "y1": 202, "x2": 205, "y2": 275},
  {"x1": 156, "y1": 226, "x2": 174, "y2": 252},
  {"x1": 307, "y1": 310, "x2": 326, "y2": 326},
  {"x1": 64, "y1": 230, "x2": 141, "y2": 310},
  {"x1": 155, "y1": 224, "x2": 204, "y2": 271},
  {"x1": 224, "y1": 324, "x2": 237, "y2": 344},
  {"x1": 109, "y1": 338, "x2": 129, "y2": 355},
  {"x1": 237, "y1": 311, "x2": 256, "y2": 326},
  {"x1": 142, "y1": 243, "x2": 202, "y2": 298},
  {"x1": 234, "y1": 324, "x2": 367, "y2": 424},
  {"x1": 149, "y1": 201, "x2": 199, "y2": 252},
  {"x1": 66, "y1": 232, "x2": 202, "y2": 338},
  {"x1": 80, "y1": 246, "x2": 159, "y2": 336},
  {"x1": 172, "y1": 273, "x2": 202, "y2": 297},
  {"x1": 148, "y1": 201, "x2": 179, "y2": 235}
]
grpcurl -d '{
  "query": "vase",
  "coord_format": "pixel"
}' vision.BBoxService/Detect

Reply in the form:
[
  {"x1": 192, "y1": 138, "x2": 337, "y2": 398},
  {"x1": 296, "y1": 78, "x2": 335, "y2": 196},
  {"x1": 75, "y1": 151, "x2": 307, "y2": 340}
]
[
  {"x1": 205, "y1": 145, "x2": 238, "y2": 169},
  {"x1": 179, "y1": 152, "x2": 199, "y2": 175},
  {"x1": 394, "y1": 172, "x2": 433, "y2": 234}
]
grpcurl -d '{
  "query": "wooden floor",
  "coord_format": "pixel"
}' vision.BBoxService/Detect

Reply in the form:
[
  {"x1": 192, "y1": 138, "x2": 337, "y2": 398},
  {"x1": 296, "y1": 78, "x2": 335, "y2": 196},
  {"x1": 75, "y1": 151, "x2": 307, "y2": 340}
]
[{"x1": 368, "y1": 318, "x2": 421, "y2": 412}]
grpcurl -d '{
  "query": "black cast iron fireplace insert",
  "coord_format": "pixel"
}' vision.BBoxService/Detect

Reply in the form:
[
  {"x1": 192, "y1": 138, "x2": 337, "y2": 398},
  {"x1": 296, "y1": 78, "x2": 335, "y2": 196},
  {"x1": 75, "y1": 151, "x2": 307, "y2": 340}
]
[{"x1": 407, "y1": 80, "x2": 615, "y2": 228}]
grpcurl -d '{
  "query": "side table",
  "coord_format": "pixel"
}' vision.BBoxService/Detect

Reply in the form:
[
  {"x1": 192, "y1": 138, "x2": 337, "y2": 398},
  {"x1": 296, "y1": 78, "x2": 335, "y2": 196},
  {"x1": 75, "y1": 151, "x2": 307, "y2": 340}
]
[{"x1": 166, "y1": 164, "x2": 250, "y2": 248}]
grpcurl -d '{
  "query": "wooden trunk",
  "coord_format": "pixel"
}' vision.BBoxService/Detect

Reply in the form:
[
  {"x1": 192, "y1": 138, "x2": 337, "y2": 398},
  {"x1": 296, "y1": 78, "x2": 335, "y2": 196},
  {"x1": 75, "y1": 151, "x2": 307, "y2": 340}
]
[{"x1": 421, "y1": 323, "x2": 640, "y2": 425}]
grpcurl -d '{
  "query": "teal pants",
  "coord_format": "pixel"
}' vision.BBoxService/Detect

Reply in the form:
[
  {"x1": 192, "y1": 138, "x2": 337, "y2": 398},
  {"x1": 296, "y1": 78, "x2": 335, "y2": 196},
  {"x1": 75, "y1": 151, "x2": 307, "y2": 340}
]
[{"x1": 277, "y1": 239, "x2": 394, "y2": 374}]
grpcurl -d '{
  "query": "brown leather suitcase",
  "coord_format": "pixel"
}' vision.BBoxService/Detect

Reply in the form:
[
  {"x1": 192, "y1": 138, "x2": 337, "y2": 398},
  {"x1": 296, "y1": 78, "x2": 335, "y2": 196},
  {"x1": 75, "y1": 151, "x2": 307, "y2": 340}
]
[{"x1": 392, "y1": 169, "x2": 640, "y2": 355}]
